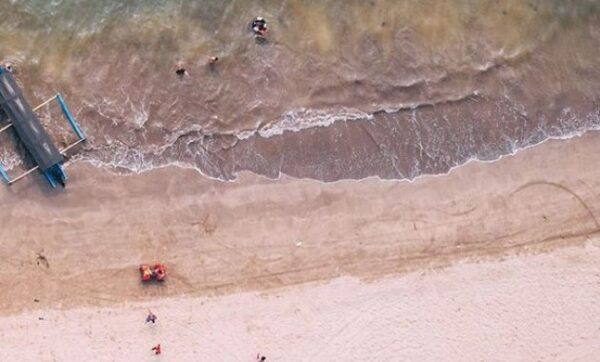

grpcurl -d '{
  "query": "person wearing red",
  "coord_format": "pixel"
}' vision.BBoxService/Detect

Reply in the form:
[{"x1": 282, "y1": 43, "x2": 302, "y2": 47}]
[{"x1": 151, "y1": 344, "x2": 162, "y2": 355}]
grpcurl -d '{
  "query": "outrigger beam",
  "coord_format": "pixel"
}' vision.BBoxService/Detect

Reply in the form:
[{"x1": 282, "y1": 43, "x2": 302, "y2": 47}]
[
  {"x1": 33, "y1": 93, "x2": 86, "y2": 141},
  {"x1": 0, "y1": 123, "x2": 12, "y2": 133},
  {"x1": 32, "y1": 96, "x2": 57, "y2": 112},
  {"x1": 56, "y1": 93, "x2": 85, "y2": 140},
  {"x1": 7, "y1": 165, "x2": 39, "y2": 185},
  {"x1": 0, "y1": 164, "x2": 10, "y2": 184},
  {"x1": 0, "y1": 87, "x2": 86, "y2": 187},
  {"x1": 0, "y1": 124, "x2": 11, "y2": 184},
  {"x1": 3, "y1": 138, "x2": 88, "y2": 185},
  {"x1": 60, "y1": 138, "x2": 86, "y2": 155}
]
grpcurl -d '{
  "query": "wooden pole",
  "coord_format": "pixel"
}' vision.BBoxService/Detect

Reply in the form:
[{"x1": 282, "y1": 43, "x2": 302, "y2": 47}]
[
  {"x1": 8, "y1": 165, "x2": 39, "y2": 184},
  {"x1": 32, "y1": 94, "x2": 58, "y2": 112},
  {"x1": 0, "y1": 123, "x2": 12, "y2": 133},
  {"x1": 60, "y1": 138, "x2": 86, "y2": 155}
]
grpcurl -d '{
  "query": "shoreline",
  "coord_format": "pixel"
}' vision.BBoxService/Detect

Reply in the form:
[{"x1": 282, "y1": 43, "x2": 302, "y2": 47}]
[
  {"x1": 72, "y1": 107, "x2": 600, "y2": 182},
  {"x1": 82, "y1": 127, "x2": 600, "y2": 186},
  {"x1": 1, "y1": 131, "x2": 600, "y2": 316}
]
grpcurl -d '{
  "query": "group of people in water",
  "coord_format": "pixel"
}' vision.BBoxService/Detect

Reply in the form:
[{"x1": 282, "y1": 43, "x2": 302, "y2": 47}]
[
  {"x1": 174, "y1": 16, "x2": 268, "y2": 77},
  {"x1": 6, "y1": 17, "x2": 267, "y2": 80}
]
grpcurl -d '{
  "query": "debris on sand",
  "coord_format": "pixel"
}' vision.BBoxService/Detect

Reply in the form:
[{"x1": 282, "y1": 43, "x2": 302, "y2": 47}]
[{"x1": 35, "y1": 252, "x2": 49, "y2": 269}]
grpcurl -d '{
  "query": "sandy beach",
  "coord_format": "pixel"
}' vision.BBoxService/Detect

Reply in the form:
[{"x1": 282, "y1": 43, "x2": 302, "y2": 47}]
[
  {"x1": 2, "y1": 130, "x2": 600, "y2": 313},
  {"x1": 0, "y1": 244, "x2": 598, "y2": 361},
  {"x1": 1, "y1": 130, "x2": 600, "y2": 360},
  {"x1": 0, "y1": 2, "x2": 599, "y2": 361}
]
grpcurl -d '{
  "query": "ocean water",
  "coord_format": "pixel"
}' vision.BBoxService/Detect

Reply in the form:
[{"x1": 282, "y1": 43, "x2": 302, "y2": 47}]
[{"x1": 0, "y1": 0, "x2": 599, "y2": 181}]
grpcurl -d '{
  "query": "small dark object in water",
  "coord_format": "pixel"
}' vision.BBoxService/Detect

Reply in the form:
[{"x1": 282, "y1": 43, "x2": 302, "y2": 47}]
[
  {"x1": 252, "y1": 17, "x2": 268, "y2": 37},
  {"x1": 174, "y1": 60, "x2": 187, "y2": 77}
]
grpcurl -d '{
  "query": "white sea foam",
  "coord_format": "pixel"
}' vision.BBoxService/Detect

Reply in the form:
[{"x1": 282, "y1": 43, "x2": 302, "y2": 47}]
[
  {"x1": 77, "y1": 108, "x2": 600, "y2": 184},
  {"x1": 0, "y1": 151, "x2": 22, "y2": 170},
  {"x1": 235, "y1": 107, "x2": 373, "y2": 140}
]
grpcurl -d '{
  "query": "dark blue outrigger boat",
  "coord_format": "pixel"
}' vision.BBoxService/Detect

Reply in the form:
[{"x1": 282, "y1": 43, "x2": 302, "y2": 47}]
[{"x1": 0, "y1": 65, "x2": 86, "y2": 187}]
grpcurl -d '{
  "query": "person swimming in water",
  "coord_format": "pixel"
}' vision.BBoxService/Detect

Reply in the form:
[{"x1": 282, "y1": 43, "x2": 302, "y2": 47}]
[
  {"x1": 252, "y1": 17, "x2": 268, "y2": 37},
  {"x1": 174, "y1": 60, "x2": 187, "y2": 77}
]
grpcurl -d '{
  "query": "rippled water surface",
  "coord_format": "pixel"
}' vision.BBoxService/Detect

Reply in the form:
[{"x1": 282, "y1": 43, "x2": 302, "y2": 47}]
[{"x1": 1, "y1": 0, "x2": 599, "y2": 180}]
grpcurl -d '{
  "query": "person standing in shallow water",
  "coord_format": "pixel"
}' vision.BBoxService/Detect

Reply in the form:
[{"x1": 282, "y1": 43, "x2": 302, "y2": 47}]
[
  {"x1": 252, "y1": 17, "x2": 268, "y2": 37},
  {"x1": 174, "y1": 60, "x2": 187, "y2": 77},
  {"x1": 2, "y1": 62, "x2": 13, "y2": 72},
  {"x1": 208, "y1": 56, "x2": 219, "y2": 72}
]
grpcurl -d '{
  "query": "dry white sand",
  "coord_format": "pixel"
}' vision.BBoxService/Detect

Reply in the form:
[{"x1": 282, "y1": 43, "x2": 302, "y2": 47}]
[{"x1": 1, "y1": 242, "x2": 598, "y2": 362}]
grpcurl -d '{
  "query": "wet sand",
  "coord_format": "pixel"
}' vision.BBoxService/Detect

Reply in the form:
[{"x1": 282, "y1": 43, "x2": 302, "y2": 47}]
[{"x1": 1, "y1": 131, "x2": 600, "y2": 316}]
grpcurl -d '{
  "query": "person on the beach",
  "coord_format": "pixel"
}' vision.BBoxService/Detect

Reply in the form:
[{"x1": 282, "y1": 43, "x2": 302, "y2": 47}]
[
  {"x1": 146, "y1": 310, "x2": 157, "y2": 324},
  {"x1": 256, "y1": 353, "x2": 266, "y2": 361},
  {"x1": 209, "y1": 56, "x2": 219, "y2": 65},
  {"x1": 152, "y1": 344, "x2": 162, "y2": 355},
  {"x1": 252, "y1": 17, "x2": 268, "y2": 37}
]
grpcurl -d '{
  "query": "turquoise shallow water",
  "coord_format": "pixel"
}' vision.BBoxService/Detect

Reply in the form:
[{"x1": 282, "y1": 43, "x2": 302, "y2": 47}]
[{"x1": 0, "y1": 0, "x2": 599, "y2": 180}]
